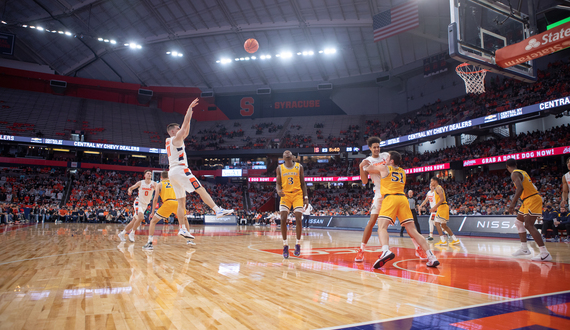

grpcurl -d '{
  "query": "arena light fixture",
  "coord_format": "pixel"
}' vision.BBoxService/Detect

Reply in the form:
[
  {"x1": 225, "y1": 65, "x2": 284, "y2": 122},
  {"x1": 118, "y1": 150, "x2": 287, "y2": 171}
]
[
  {"x1": 260, "y1": 55, "x2": 266, "y2": 59},
  {"x1": 36, "y1": 26, "x2": 44, "y2": 31},
  {"x1": 22, "y1": 25, "x2": 27, "y2": 28},
  {"x1": 84, "y1": 151, "x2": 100, "y2": 154},
  {"x1": 235, "y1": 58, "x2": 239, "y2": 61},
  {"x1": 110, "y1": 39, "x2": 116, "y2": 44},
  {"x1": 58, "y1": 31, "x2": 64, "y2": 34},
  {"x1": 131, "y1": 155, "x2": 147, "y2": 158},
  {"x1": 104, "y1": 39, "x2": 109, "y2": 43},
  {"x1": 251, "y1": 56, "x2": 256, "y2": 59},
  {"x1": 53, "y1": 148, "x2": 70, "y2": 152},
  {"x1": 65, "y1": 31, "x2": 72, "y2": 36}
]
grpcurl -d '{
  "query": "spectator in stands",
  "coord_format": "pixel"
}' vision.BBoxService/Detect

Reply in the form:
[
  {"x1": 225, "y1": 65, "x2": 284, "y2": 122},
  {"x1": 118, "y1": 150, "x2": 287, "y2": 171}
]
[
  {"x1": 554, "y1": 206, "x2": 569, "y2": 242},
  {"x1": 541, "y1": 203, "x2": 557, "y2": 241}
]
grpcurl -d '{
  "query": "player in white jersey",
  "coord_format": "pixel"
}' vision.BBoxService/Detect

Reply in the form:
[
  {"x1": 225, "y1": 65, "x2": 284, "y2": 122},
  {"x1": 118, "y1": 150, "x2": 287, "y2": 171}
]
[
  {"x1": 119, "y1": 170, "x2": 156, "y2": 242},
  {"x1": 165, "y1": 98, "x2": 234, "y2": 240},
  {"x1": 562, "y1": 157, "x2": 570, "y2": 208},
  {"x1": 355, "y1": 136, "x2": 390, "y2": 262},
  {"x1": 418, "y1": 181, "x2": 437, "y2": 241}
]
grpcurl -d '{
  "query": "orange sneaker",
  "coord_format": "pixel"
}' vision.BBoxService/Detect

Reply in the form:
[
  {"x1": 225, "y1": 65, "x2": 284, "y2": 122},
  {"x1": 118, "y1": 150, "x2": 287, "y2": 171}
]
[{"x1": 355, "y1": 248, "x2": 364, "y2": 262}]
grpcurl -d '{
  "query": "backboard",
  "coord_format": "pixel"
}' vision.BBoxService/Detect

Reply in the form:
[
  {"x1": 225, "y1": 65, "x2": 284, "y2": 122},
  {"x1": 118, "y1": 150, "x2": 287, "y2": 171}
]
[{"x1": 449, "y1": 0, "x2": 536, "y2": 82}]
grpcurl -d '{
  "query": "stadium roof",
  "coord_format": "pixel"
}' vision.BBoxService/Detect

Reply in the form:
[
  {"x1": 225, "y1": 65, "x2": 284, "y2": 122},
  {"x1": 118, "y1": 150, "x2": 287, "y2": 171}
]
[{"x1": 0, "y1": 0, "x2": 562, "y2": 91}]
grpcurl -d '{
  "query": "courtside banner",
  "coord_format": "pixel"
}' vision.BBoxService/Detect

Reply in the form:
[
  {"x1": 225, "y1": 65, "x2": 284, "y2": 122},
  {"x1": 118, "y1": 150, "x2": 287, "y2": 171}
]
[
  {"x1": 248, "y1": 176, "x2": 361, "y2": 183},
  {"x1": 496, "y1": 21, "x2": 570, "y2": 68},
  {"x1": 308, "y1": 215, "x2": 519, "y2": 237},
  {"x1": 204, "y1": 215, "x2": 236, "y2": 224},
  {"x1": 463, "y1": 145, "x2": 570, "y2": 167}
]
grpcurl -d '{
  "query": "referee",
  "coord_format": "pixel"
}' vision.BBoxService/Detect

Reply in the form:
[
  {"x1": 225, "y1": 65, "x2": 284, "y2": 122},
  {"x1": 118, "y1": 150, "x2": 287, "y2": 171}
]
[{"x1": 401, "y1": 190, "x2": 421, "y2": 236}]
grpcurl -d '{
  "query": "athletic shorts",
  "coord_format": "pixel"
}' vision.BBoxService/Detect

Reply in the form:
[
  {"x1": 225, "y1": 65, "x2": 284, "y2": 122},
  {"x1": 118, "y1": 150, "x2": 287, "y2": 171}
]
[
  {"x1": 370, "y1": 194, "x2": 383, "y2": 215},
  {"x1": 518, "y1": 194, "x2": 542, "y2": 217},
  {"x1": 169, "y1": 166, "x2": 202, "y2": 199},
  {"x1": 280, "y1": 191, "x2": 304, "y2": 213},
  {"x1": 133, "y1": 197, "x2": 149, "y2": 215},
  {"x1": 156, "y1": 200, "x2": 178, "y2": 219},
  {"x1": 378, "y1": 195, "x2": 413, "y2": 226},
  {"x1": 435, "y1": 204, "x2": 450, "y2": 223}
]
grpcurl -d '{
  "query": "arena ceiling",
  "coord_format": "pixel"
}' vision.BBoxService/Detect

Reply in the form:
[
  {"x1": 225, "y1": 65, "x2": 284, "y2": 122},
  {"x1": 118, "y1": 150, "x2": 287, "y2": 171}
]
[{"x1": 0, "y1": 0, "x2": 565, "y2": 91}]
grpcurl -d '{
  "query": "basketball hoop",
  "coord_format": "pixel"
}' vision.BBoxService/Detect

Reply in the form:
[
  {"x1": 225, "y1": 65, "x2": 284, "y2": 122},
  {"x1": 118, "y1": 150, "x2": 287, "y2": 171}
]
[{"x1": 456, "y1": 63, "x2": 488, "y2": 94}]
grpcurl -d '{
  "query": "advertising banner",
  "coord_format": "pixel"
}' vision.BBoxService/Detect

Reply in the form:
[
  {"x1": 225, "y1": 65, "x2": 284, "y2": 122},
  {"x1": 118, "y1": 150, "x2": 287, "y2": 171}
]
[
  {"x1": 204, "y1": 215, "x2": 237, "y2": 224},
  {"x1": 308, "y1": 215, "x2": 519, "y2": 237},
  {"x1": 463, "y1": 145, "x2": 570, "y2": 167},
  {"x1": 496, "y1": 21, "x2": 570, "y2": 68}
]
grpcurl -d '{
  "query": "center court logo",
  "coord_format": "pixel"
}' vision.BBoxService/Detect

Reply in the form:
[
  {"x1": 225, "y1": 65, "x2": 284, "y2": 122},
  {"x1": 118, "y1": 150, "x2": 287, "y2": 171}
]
[{"x1": 525, "y1": 38, "x2": 541, "y2": 50}]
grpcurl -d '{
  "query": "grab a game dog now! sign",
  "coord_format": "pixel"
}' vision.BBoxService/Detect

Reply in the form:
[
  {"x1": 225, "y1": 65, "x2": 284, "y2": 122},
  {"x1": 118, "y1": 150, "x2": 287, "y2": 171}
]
[
  {"x1": 496, "y1": 20, "x2": 570, "y2": 68},
  {"x1": 463, "y1": 145, "x2": 570, "y2": 167}
]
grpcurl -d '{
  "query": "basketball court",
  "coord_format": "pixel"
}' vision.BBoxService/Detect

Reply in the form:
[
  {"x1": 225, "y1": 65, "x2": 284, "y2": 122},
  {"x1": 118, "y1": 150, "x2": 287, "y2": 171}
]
[{"x1": 0, "y1": 223, "x2": 569, "y2": 329}]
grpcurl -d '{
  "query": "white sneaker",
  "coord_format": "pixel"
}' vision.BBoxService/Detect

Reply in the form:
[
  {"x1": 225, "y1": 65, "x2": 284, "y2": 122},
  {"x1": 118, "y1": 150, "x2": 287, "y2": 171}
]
[
  {"x1": 512, "y1": 248, "x2": 531, "y2": 256},
  {"x1": 118, "y1": 232, "x2": 126, "y2": 242},
  {"x1": 187, "y1": 240, "x2": 196, "y2": 246},
  {"x1": 216, "y1": 208, "x2": 234, "y2": 218},
  {"x1": 426, "y1": 258, "x2": 440, "y2": 267},
  {"x1": 178, "y1": 228, "x2": 195, "y2": 239},
  {"x1": 531, "y1": 253, "x2": 552, "y2": 262},
  {"x1": 128, "y1": 231, "x2": 135, "y2": 242}
]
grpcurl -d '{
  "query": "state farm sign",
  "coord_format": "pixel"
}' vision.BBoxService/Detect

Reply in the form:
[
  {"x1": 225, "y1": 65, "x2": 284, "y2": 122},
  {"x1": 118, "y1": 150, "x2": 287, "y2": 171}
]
[{"x1": 496, "y1": 21, "x2": 570, "y2": 68}]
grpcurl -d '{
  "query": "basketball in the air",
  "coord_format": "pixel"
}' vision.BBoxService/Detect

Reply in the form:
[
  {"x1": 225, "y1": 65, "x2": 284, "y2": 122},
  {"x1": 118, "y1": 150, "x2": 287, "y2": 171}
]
[{"x1": 244, "y1": 38, "x2": 259, "y2": 53}]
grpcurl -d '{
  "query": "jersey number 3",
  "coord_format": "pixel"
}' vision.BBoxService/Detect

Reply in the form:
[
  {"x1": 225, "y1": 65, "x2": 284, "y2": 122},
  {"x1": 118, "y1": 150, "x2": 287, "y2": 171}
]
[
  {"x1": 287, "y1": 177, "x2": 294, "y2": 185},
  {"x1": 391, "y1": 172, "x2": 404, "y2": 183}
]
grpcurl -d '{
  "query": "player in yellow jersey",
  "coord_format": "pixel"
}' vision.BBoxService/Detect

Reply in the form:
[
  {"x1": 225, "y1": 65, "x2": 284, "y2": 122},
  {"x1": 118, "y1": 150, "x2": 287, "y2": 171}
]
[
  {"x1": 143, "y1": 171, "x2": 193, "y2": 250},
  {"x1": 365, "y1": 151, "x2": 439, "y2": 268},
  {"x1": 506, "y1": 158, "x2": 551, "y2": 261},
  {"x1": 276, "y1": 150, "x2": 308, "y2": 258},
  {"x1": 431, "y1": 177, "x2": 460, "y2": 246}
]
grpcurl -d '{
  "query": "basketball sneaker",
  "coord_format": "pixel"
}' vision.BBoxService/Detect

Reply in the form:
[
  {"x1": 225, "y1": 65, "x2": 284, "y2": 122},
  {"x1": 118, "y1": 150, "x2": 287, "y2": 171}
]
[
  {"x1": 434, "y1": 240, "x2": 448, "y2": 246},
  {"x1": 373, "y1": 250, "x2": 395, "y2": 269},
  {"x1": 294, "y1": 244, "x2": 301, "y2": 257},
  {"x1": 415, "y1": 247, "x2": 428, "y2": 260},
  {"x1": 426, "y1": 259, "x2": 440, "y2": 267},
  {"x1": 118, "y1": 232, "x2": 126, "y2": 242},
  {"x1": 216, "y1": 208, "x2": 234, "y2": 218},
  {"x1": 355, "y1": 248, "x2": 364, "y2": 262},
  {"x1": 449, "y1": 239, "x2": 460, "y2": 245},
  {"x1": 283, "y1": 245, "x2": 289, "y2": 259},
  {"x1": 531, "y1": 253, "x2": 552, "y2": 262},
  {"x1": 178, "y1": 228, "x2": 195, "y2": 239},
  {"x1": 128, "y1": 231, "x2": 135, "y2": 242},
  {"x1": 512, "y1": 248, "x2": 531, "y2": 256},
  {"x1": 427, "y1": 236, "x2": 434, "y2": 241},
  {"x1": 142, "y1": 242, "x2": 153, "y2": 250}
]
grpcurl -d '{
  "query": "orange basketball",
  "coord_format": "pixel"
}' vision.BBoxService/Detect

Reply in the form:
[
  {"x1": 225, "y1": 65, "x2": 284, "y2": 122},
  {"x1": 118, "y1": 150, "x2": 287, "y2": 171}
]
[{"x1": 244, "y1": 38, "x2": 259, "y2": 54}]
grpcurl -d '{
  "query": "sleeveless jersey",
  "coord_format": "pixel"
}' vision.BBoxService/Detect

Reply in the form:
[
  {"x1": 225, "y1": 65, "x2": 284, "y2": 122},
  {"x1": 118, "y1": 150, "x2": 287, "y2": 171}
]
[
  {"x1": 166, "y1": 137, "x2": 188, "y2": 168},
  {"x1": 159, "y1": 180, "x2": 177, "y2": 202},
  {"x1": 426, "y1": 190, "x2": 436, "y2": 208},
  {"x1": 138, "y1": 180, "x2": 155, "y2": 204},
  {"x1": 364, "y1": 152, "x2": 390, "y2": 196},
  {"x1": 280, "y1": 163, "x2": 302, "y2": 194},
  {"x1": 513, "y1": 169, "x2": 539, "y2": 200},
  {"x1": 435, "y1": 185, "x2": 447, "y2": 206},
  {"x1": 380, "y1": 166, "x2": 406, "y2": 196}
]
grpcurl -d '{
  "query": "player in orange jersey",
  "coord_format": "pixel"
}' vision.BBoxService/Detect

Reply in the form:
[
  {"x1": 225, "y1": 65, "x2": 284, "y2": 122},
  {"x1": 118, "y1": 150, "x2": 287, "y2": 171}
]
[{"x1": 119, "y1": 170, "x2": 155, "y2": 242}]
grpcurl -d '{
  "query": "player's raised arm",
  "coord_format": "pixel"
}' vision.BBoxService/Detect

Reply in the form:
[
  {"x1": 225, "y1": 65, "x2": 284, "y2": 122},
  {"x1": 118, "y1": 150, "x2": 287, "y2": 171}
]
[
  {"x1": 127, "y1": 181, "x2": 141, "y2": 196},
  {"x1": 173, "y1": 98, "x2": 199, "y2": 144},
  {"x1": 299, "y1": 165, "x2": 308, "y2": 207},
  {"x1": 276, "y1": 166, "x2": 284, "y2": 197},
  {"x1": 150, "y1": 183, "x2": 161, "y2": 216}
]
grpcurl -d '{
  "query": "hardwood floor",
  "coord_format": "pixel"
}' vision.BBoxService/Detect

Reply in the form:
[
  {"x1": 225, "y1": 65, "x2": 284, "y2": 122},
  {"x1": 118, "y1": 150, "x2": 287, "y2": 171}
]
[{"x1": 0, "y1": 223, "x2": 569, "y2": 329}]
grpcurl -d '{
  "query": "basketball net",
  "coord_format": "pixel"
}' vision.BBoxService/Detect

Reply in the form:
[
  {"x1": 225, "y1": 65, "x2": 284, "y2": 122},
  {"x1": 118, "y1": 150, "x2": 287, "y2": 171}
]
[{"x1": 456, "y1": 63, "x2": 488, "y2": 94}]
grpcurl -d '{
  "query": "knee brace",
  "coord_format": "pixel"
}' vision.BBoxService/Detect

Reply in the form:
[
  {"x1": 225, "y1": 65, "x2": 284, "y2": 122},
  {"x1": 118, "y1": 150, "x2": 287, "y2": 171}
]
[{"x1": 515, "y1": 220, "x2": 526, "y2": 233}]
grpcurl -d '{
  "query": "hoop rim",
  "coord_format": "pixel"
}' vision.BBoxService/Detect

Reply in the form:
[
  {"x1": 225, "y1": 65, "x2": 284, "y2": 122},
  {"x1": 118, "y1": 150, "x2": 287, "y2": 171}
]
[{"x1": 456, "y1": 62, "x2": 488, "y2": 74}]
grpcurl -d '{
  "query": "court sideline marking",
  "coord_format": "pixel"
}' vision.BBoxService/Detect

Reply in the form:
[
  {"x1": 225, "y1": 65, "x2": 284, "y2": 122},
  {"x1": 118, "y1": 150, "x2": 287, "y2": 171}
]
[{"x1": 317, "y1": 289, "x2": 570, "y2": 330}]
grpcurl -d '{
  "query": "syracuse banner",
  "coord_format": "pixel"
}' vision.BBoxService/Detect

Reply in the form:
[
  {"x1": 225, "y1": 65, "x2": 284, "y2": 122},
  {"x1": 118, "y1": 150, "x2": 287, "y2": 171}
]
[
  {"x1": 215, "y1": 90, "x2": 345, "y2": 119},
  {"x1": 496, "y1": 20, "x2": 570, "y2": 68}
]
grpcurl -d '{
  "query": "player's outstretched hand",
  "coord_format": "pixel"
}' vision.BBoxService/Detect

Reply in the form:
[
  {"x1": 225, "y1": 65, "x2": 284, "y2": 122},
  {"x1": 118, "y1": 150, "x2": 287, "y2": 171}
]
[
  {"x1": 360, "y1": 159, "x2": 371, "y2": 169},
  {"x1": 189, "y1": 98, "x2": 199, "y2": 109}
]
